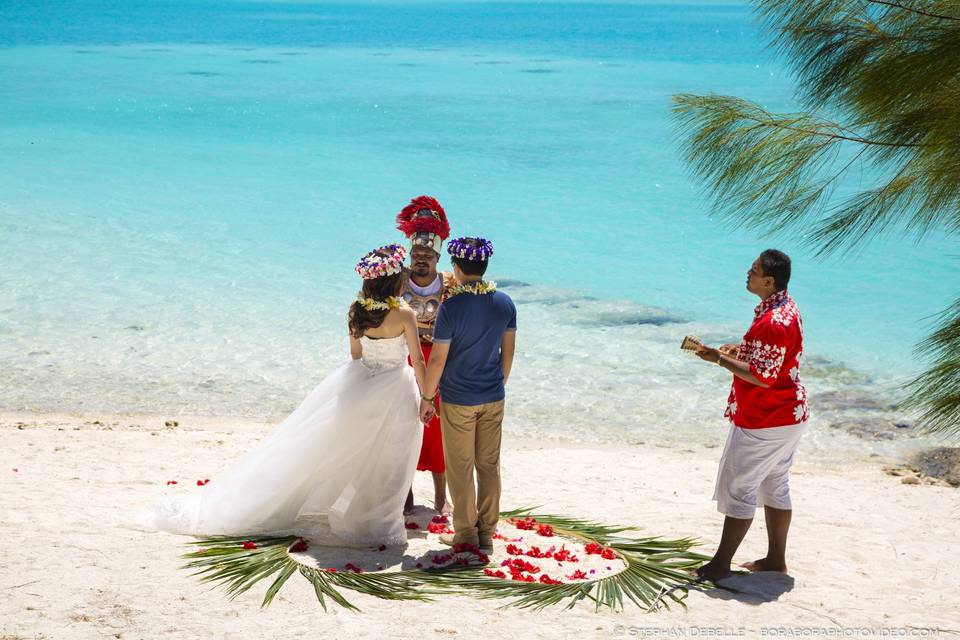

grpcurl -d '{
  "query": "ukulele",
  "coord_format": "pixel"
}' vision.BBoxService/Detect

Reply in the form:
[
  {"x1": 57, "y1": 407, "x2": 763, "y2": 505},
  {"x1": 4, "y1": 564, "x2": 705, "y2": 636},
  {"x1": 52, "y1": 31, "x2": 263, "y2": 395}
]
[
  {"x1": 680, "y1": 335, "x2": 703, "y2": 355},
  {"x1": 680, "y1": 335, "x2": 739, "y2": 358}
]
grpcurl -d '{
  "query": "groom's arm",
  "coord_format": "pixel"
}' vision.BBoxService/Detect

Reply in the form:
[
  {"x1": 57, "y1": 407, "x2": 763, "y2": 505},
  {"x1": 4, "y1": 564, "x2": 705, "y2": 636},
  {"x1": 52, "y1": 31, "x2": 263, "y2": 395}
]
[
  {"x1": 500, "y1": 330, "x2": 516, "y2": 386},
  {"x1": 420, "y1": 342, "x2": 449, "y2": 422},
  {"x1": 422, "y1": 342, "x2": 449, "y2": 399},
  {"x1": 501, "y1": 299, "x2": 518, "y2": 386}
]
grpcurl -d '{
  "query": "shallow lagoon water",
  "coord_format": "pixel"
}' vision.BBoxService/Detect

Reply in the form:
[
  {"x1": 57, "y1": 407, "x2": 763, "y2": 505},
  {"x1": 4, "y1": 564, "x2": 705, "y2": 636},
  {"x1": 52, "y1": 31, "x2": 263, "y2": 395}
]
[{"x1": 1, "y1": 2, "x2": 956, "y2": 461}]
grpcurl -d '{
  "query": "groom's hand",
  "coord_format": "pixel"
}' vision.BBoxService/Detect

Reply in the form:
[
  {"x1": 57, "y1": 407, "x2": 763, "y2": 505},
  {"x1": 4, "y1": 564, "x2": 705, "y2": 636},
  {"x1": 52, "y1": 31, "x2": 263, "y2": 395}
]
[{"x1": 419, "y1": 399, "x2": 436, "y2": 423}]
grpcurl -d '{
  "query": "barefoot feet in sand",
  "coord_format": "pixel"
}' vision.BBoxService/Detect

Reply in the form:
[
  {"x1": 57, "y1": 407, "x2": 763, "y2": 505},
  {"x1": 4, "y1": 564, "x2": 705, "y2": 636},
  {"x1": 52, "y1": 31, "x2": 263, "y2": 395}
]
[
  {"x1": 741, "y1": 557, "x2": 788, "y2": 573},
  {"x1": 695, "y1": 560, "x2": 732, "y2": 582}
]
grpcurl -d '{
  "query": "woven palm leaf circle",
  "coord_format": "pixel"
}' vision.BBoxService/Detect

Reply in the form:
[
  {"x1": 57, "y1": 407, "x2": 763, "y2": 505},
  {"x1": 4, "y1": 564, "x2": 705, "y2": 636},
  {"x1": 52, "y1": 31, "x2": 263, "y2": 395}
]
[{"x1": 182, "y1": 508, "x2": 707, "y2": 612}]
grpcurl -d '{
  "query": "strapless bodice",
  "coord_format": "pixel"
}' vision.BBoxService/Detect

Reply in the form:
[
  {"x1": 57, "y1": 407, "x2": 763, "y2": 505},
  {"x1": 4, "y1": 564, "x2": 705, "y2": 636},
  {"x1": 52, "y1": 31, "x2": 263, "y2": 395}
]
[{"x1": 359, "y1": 335, "x2": 409, "y2": 372}]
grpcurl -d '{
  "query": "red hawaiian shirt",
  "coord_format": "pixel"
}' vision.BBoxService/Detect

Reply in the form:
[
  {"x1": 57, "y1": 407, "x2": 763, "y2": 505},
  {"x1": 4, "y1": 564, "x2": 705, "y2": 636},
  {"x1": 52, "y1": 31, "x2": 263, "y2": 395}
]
[{"x1": 724, "y1": 290, "x2": 809, "y2": 429}]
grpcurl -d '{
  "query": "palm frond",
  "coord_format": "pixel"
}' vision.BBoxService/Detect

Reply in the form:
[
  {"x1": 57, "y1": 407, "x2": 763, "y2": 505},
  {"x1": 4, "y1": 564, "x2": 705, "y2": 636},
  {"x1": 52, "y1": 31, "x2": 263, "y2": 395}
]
[
  {"x1": 498, "y1": 507, "x2": 637, "y2": 542},
  {"x1": 177, "y1": 510, "x2": 707, "y2": 613},
  {"x1": 183, "y1": 536, "x2": 434, "y2": 610},
  {"x1": 417, "y1": 510, "x2": 706, "y2": 612},
  {"x1": 903, "y1": 298, "x2": 960, "y2": 439}
]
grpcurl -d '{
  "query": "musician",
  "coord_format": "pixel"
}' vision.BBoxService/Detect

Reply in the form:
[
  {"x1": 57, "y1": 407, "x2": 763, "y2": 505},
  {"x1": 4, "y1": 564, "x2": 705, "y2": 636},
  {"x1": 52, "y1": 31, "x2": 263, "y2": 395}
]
[{"x1": 693, "y1": 249, "x2": 808, "y2": 581}]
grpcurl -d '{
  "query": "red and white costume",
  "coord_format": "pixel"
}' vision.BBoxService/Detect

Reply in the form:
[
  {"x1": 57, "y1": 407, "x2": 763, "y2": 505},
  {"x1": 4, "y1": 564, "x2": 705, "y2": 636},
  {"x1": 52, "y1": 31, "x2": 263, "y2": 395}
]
[
  {"x1": 396, "y1": 195, "x2": 453, "y2": 474},
  {"x1": 714, "y1": 290, "x2": 809, "y2": 519}
]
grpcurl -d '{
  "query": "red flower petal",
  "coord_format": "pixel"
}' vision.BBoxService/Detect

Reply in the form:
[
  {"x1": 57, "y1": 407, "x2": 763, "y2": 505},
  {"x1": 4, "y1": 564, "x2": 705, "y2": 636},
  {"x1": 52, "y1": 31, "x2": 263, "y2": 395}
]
[
  {"x1": 289, "y1": 539, "x2": 309, "y2": 553},
  {"x1": 508, "y1": 558, "x2": 540, "y2": 574},
  {"x1": 552, "y1": 547, "x2": 579, "y2": 563},
  {"x1": 427, "y1": 522, "x2": 454, "y2": 534},
  {"x1": 508, "y1": 517, "x2": 538, "y2": 531},
  {"x1": 242, "y1": 541, "x2": 257, "y2": 550},
  {"x1": 452, "y1": 542, "x2": 480, "y2": 554},
  {"x1": 404, "y1": 522, "x2": 419, "y2": 530}
]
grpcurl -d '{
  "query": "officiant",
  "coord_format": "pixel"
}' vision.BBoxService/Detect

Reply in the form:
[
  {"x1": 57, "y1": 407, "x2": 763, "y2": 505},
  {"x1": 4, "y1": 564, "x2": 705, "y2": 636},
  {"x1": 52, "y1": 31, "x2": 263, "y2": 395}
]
[{"x1": 396, "y1": 196, "x2": 457, "y2": 516}]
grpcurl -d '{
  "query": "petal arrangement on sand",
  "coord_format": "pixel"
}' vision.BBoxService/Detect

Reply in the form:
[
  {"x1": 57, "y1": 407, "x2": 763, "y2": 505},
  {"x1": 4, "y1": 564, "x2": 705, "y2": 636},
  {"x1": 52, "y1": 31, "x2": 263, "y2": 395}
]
[{"x1": 182, "y1": 508, "x2": 707, "y2": 612}]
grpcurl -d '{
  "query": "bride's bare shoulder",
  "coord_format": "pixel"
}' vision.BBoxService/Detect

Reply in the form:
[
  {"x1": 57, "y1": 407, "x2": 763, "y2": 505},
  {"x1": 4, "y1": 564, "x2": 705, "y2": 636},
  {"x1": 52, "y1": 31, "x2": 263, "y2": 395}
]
[{"x1": 393, "y1": 302, "x2": 416, "y2": 320}]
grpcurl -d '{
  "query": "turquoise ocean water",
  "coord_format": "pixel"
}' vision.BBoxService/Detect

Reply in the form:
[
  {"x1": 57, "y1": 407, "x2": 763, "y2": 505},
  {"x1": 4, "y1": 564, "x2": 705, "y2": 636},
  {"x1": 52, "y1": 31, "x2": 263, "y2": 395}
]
[{"x1": 2, "y1": 1, "x2": 957, "y2": 460}]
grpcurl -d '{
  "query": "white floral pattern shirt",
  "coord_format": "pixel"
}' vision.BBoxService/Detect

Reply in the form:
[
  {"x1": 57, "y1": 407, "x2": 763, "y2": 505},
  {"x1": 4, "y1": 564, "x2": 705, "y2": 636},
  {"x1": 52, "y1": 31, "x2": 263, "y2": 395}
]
[{"x1": 724, "y1": 290, "x2": 809, "y2": 428}]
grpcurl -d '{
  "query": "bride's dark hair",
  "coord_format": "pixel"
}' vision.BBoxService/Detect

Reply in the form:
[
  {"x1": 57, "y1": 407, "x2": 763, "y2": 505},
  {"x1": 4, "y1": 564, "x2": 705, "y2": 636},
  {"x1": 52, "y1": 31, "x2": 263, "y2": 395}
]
[{"x1": 348, "y1": 261, "x2": 407, "y2": 339}]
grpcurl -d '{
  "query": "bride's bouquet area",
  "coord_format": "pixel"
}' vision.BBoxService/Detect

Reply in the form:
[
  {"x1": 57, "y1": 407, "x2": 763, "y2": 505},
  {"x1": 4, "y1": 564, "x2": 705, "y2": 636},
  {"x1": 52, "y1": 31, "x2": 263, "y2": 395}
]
[{"x1": 181, "y1": 508, "x2": 707, "y2": 612}]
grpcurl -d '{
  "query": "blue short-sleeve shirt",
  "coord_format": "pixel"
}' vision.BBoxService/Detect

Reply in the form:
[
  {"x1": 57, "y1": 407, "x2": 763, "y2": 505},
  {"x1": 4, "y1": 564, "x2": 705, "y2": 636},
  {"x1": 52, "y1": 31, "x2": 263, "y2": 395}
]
[{"x1": 432, "y1": 289, "x2": 517, "y2": 406}]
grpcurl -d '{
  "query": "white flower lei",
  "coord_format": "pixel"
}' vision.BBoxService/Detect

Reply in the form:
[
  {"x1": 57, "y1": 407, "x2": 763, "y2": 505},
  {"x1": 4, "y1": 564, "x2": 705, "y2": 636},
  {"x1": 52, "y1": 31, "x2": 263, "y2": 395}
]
[
  {"x1": 357, "y1": 295, "x2": 402, "y2": 311},
  {"x1": 447, "y1": 281, "x2": 497, "y2": 297}
]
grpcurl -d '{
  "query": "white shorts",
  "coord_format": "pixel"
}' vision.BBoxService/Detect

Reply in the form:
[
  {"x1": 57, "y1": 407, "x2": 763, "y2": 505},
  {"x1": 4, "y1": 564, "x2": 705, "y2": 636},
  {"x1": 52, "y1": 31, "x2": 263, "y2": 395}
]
[{"x1": 712, "y1": 422, "x2": 806, "y2": 519}]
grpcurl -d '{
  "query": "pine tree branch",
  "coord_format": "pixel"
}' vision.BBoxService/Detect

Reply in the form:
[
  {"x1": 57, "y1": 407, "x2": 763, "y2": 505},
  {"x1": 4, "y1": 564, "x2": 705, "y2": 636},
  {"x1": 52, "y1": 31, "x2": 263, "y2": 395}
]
[
  {"x1": 903, "y1": 297, "x2": 960, "y2": 439},
  {"x1": 672, "y1": 1, "x2": 960, "y2": 438},
  {"x1": 809, "y1": 161, "x2": 918, "y2": 254},
  {"x1": 748, "y1": 118, "x2": 925, "y2": 149},
  {"x1": 864, "y1": 1, "x2": 960, "y2": 22}
]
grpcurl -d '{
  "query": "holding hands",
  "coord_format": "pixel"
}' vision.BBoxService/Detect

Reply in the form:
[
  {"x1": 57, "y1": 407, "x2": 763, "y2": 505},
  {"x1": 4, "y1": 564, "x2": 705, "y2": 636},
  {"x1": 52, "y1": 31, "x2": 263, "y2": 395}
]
[{"x1": 420, "y1": 397, "x2": 437, "y2": 423}]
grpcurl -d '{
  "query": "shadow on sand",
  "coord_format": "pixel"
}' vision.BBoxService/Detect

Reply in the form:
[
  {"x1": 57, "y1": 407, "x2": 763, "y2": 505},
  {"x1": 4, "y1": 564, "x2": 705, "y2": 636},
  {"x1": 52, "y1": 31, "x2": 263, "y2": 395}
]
[{"x1": 695, "y1": 571, "x2": 795, "y2": 605}]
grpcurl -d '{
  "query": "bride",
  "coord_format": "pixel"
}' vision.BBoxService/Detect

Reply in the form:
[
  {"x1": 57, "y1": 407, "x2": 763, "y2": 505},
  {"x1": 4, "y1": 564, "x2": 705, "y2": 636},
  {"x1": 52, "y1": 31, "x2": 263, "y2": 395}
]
[{"x1": 137, "y1": 244, "x2": 427, "y2": 546}]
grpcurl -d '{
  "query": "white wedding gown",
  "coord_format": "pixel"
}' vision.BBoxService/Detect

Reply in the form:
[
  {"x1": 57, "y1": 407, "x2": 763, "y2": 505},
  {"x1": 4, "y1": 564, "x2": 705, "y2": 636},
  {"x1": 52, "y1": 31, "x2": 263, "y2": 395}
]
[{"x1": 134, "y1": 335, "x2": 422, "y2": 546}]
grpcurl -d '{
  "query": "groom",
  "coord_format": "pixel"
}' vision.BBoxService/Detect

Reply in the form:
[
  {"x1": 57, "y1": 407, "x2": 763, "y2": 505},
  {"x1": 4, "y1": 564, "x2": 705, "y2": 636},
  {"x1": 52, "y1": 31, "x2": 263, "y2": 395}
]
[{"x1": 419, "y1": 237, "x2": 516, "y2": 553}]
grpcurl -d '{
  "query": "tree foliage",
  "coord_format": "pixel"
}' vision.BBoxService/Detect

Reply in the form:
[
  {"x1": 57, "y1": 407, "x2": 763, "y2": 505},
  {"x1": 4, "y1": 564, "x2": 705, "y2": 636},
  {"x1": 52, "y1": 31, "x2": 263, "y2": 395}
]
[{"x1": 672, "y1": 0, "x2": 960, "y2": 437}]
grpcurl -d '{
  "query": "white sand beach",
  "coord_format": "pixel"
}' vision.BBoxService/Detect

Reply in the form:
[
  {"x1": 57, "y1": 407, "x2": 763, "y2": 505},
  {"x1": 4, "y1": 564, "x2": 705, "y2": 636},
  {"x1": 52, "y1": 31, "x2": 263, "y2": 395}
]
[{"x1": 1, "y1": 412, "x2": 958, "y2": 639}]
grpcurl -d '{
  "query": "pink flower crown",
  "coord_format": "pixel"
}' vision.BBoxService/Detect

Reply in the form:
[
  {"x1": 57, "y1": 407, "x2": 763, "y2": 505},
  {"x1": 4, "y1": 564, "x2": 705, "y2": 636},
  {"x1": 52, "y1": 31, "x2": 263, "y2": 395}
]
[{"x1": 355, "y1": 244, "x2": 407, "y2": 280}]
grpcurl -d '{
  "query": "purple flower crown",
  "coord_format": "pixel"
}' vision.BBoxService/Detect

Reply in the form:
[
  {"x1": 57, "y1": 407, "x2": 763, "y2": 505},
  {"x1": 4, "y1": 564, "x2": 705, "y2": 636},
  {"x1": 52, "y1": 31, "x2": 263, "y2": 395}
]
[
  {"x1": 355, "y1": 244, "x2": 407, "y2": 280},
  {"x1": 447, "y1": 236, "x2": 494, "y2": 262}
]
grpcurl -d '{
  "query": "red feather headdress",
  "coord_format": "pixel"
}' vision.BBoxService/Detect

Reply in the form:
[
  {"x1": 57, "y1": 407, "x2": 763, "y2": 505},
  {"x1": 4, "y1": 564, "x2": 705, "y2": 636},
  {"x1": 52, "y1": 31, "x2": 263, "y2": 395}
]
[{"x1": 396, "y1": 195, "x2": 451, "y2": 241}]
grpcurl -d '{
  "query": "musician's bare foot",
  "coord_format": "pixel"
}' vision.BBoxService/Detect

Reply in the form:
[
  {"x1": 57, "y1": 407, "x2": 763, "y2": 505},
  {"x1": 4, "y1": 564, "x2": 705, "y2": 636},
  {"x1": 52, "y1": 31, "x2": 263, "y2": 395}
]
[
  {"x1": 403, "y1": 489, "x2": 414, "y2": 516},
  {"x1": 695, "y1": 560, "x2": 732, "y2": 582},
  {"x1": 741, "y1": 558, "x2": 787, "y2": 573}
]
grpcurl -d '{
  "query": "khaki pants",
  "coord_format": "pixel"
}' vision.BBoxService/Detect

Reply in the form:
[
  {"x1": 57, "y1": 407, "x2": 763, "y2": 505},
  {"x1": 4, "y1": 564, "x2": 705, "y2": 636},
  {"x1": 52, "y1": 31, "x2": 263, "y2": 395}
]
[{"x1": 439, "y1": 399, "x2": 504, "y2": 545}]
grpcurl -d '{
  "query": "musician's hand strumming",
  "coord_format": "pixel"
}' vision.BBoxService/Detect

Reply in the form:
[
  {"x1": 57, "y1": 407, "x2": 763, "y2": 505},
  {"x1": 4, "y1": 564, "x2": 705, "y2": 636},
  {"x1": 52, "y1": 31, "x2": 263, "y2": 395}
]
[{"x1": 696, "y1": 345, "x2": 722, "y2": 364}]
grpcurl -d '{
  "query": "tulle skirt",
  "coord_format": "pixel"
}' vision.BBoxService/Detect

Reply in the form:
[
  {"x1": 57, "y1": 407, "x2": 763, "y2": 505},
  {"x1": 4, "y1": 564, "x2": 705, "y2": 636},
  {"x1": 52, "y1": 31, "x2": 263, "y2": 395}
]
[{"x1": 134, "y1": 360, "x2": 422, "y2": 546}]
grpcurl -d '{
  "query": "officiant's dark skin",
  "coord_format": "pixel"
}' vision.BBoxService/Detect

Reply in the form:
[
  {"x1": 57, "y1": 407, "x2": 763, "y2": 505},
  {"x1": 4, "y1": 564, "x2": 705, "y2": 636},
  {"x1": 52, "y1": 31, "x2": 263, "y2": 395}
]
[
  {"x1": 410, "y1": 246, "x2": 437, "y2": 282},
  {"x1": 403, "y1": 245, "x2": 452, "y2": 515}
]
